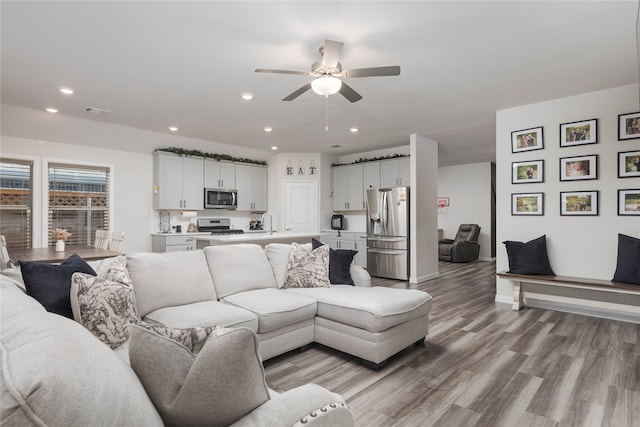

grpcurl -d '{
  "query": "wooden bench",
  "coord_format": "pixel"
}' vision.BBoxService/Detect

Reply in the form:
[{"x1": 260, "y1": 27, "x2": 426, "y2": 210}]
[{"x1": 496, "y1": 271, "x2": 640, "y2": 315}]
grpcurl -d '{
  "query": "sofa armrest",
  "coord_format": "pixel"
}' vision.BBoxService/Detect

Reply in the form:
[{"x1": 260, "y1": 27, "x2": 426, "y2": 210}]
[
  {"x1": 350, "y1": 264, "x2": 371, "y2": 287},
  {"x1": 230, "y1": 383, "x2": 354, "y2": 427}
]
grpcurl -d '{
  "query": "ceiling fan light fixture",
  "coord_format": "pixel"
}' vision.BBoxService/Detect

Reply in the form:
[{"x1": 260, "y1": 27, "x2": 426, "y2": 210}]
[{"x1": 311, "y1": 76, "x2": 342, "y2": 96}]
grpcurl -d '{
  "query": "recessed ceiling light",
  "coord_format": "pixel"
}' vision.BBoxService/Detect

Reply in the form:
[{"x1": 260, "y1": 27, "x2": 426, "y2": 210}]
[
  {"x1": 58, "y1": 87, "x2": 74, "y2": 95},
  {"x1": 349, "y1": 127, "x2": 359, "y2": 133},
  {"x1": 45, "y1": 107, "x2": 59, "y2": 113},
  {"x1": 330, "y1": 144, "x2": 342, "y2": 148},
  {"x1": 271, "y1": 146, "x2": 278, "y2": 150},
  {"x1": 168, "y1": 126, "x2": 179, "y2": 132},
  {"x1": 263, "y1": 127, "x2": 273, "y2": 132},
  {"x1": 241, "y1": 93, "x2": 254, "y2": 101}
]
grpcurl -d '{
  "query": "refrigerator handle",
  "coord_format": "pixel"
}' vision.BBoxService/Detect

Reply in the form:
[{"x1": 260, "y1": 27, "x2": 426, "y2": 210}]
[{"x1": 381, "y1": 190, "x2": 388, "y2": 235}]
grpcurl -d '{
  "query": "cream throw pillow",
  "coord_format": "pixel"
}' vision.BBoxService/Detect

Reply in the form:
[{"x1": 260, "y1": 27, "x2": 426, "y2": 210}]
[
  {"x1": 282, "y1": 242, "x2": 330, "y2": 288},
  {"x1": 128, "y1": 324, "x2": 270, "y2": 427}
]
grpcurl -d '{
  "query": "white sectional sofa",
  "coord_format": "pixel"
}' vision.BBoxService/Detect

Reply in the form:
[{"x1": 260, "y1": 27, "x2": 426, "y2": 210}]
[
  {"x1": 1, "y1": 242, "x2": 432, "y2": 426},
  {"x1": 129, "y1": 243, "x2": 432, "y2": 368}
]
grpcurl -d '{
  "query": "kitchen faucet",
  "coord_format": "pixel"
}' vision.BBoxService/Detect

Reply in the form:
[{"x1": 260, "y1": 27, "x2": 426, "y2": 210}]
[{"x1": 261, "y1": 212, "x2": 273, "y2": 235}]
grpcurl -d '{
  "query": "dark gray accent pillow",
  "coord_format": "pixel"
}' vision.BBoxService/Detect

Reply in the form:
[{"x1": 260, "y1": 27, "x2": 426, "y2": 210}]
[
  {"x1": 312, "y1": 238, "x2": 358, "y2": 285},
  {"x1": 612, "y1": 233, "x2": 640, "y2": 285},
  {"x1": 502, "y1": 235, "x2": 555, "y2": 276},
  {"x1": 21, "y1": 253, "x2": 97, "y2": 318}
]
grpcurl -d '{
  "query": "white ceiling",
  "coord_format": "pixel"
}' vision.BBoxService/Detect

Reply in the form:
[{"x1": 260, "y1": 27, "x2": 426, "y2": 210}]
[{"x1": 1, "y1": 1, "x2": 638, "y2": 166}]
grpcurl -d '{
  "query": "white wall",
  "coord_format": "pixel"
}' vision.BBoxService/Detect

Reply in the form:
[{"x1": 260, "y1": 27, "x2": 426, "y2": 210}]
[
  {"x1": 496, "y1": 83, "x2": 640, "y2": 319},
  {"x1": 437, "y1": 162, "x2": 493, "y2": 261},
  {"x1": 1, "y1": 135, "x2": 154, "y2": 253}
]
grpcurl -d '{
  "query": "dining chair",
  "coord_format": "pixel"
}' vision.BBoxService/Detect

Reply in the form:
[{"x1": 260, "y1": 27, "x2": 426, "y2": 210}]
[
  {"x1": 94, "y1": 229, "x2": 110, "y2": 249},
  {"x1": 108, "y1": 231, "x2": 125, "y2": 252},
  {"x1": 0, "y1": 235, "x2": 16, "y2": 269}
]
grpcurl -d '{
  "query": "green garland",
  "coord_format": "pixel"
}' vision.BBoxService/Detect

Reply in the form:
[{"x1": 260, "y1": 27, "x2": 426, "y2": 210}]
[
  {"x1": 156, "y1": 147, "x2": 267, "y2": 166},
  {"x1": 331, "y1": 153, "x2": 409, "y2": 167}
]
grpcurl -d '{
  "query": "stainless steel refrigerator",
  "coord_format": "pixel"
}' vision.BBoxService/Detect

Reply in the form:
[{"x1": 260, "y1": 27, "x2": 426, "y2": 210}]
[{"x1": 366, "y1": 187, "x2": 409, "y2": 280}]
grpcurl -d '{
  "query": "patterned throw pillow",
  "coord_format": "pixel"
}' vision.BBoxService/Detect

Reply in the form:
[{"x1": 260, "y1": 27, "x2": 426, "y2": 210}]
[
  {"x1": 70, "y1": 257, "x2": 139, "y2": 349},
  {"x1": 137, "y1": 323, "x2": 229, "y2": 354},
  {"x1": 283, "y1": 242, "x2": 330, "y2": 288}
]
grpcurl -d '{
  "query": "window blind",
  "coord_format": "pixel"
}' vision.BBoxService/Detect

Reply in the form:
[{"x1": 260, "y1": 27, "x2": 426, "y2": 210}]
[
  {"x1": 0, "y1": 158, "x2": 33, "y2": 249},
  {"x1": 48, "y1": 163, "x2": 110, "y2": 247}
]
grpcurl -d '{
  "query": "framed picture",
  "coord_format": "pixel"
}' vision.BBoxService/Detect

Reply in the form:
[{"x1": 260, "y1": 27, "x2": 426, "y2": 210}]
[
  {"x1": 512, "y1": 160, "x2": 544, "y2": 184},
  {"x1": 559, "y1": 154, "x2": 597, "y2": 181},
  {"x1": 511, "y1": 192, "x2": 544, "y2": 216},
  {"x1": 559, "y1": 119, "x2": 597, "y2": 147},
  {"x1": 618, "y1": 189, "x2": 640, "y2": 216},
  {"x1": 618, "y1": 150, "x2": 640, "y2": 178},
  {"x1": 618, "y1": 111, "x2": 640, "y2": 141},
  {"x1": 511, "y1": 127, "x2": 544, "y2": 153},
  {"x1": 560, "y1": 190, "x2": 598, "y2": 216}
]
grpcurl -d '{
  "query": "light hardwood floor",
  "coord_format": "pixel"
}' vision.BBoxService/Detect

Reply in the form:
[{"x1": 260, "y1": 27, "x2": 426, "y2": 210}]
[{"x1": 263, "y1": 261, "x2": 640, "y2": 427}]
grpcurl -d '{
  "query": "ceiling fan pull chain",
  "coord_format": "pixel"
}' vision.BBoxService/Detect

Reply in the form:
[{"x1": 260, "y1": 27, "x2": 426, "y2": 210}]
[{"x1": 325, "y1": 94, "x2": 329, "y2": 131}]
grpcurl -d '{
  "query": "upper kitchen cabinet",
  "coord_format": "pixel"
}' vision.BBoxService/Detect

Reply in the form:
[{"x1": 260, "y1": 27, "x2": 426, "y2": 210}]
[
  {"x1": 380, "y1": 157, "x2": 410, "y2": 187},
  {"x1": 363, "y1": 161, "x2": 380, "y2": 191},
  {"x1": 332, "y1": 164, "x2": 364, "y2": 211},
  {"x1": 153, "y1": 152, "x2": 204, "y2": 210},
  {"x1": 204, "y1": 159, "x2": 236, "y2": 189},
  {"x1": 235, "y1": 163, "x2": 268, "y2": 211}
]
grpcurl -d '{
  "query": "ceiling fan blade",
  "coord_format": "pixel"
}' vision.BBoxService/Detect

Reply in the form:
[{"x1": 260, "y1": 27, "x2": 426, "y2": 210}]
[
  {"x1": 339, "y1": 81, "x2": 363, "y2": 103},
  {"x1": 321, "y1": 40, "x2": 343, "y2": 69},
  {"x1": 343, "y1": 65, "x2": 401, "y2": 78},
  {"x1": 255, "y1": 68, "x2": 311, "y2": 76},
  {"x1": 283, "y1": 83, "x2": 312, "y2": 101}
]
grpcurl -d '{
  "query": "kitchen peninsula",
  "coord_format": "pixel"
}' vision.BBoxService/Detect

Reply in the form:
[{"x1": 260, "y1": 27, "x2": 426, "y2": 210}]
[{"x1": 195, "y1": 231, "x2": 320, "y2": 248}]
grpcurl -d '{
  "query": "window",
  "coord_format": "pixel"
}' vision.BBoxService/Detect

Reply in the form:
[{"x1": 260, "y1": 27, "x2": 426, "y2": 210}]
[
  {"x1": 48, "y1": 163, "x2": 110, "y2": 247},
  {"x1": 0, "y1": 158, "x2": 33, "y2": 248}
]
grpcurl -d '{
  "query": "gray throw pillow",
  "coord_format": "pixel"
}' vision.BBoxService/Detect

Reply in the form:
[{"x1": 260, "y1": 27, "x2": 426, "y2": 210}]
[
  {"x1": 283, "y1": 242, "x2": 330, "y2": 288},
  {"x1": 128, "y1": 324, "x2": 270, "y2": 427}
]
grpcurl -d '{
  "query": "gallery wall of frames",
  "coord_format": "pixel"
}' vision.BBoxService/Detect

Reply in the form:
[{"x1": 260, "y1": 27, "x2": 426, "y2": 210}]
[
  {"x1": 496, "y1": 83, "x2": 639, "y2": 287},
  {"x1": 509, "y1": 111, "x2": 640, "y2": 217}
]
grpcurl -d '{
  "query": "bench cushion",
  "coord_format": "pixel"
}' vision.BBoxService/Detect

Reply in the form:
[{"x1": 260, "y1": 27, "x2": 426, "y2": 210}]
[
  {"x1": 285, "y1": 286, "x2": 432, "y2": 333},
  {"x1": 144, "y1": 300, "x2": 258, "y2": 331},
  {"x1": 223, "y1": 289, "x2": 317, "y2": 334}
]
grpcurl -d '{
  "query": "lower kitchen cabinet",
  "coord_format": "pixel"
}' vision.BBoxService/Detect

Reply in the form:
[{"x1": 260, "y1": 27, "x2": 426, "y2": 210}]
[
  {"x1": 152, "y1": 234, "x2": 198, "y2": 252},
  {"x1": 320, "y1": 232, "x2": 367, "y2": 268}
]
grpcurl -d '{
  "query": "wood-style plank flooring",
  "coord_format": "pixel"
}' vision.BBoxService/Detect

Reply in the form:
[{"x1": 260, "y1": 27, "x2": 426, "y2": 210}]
[{"x1": 263, "y1": 261, "x2": 640, "y2": 426}]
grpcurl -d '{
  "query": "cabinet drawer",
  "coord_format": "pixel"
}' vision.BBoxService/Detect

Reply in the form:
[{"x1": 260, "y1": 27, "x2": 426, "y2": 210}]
[{"x1": 165, "y1": 235, "x2": 197, "y2": 245}]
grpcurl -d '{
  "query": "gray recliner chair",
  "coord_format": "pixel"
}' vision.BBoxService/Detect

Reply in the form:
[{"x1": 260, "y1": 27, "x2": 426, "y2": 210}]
[{"x1": 438, "y1": 224, "x2": 481, "y2": 263}]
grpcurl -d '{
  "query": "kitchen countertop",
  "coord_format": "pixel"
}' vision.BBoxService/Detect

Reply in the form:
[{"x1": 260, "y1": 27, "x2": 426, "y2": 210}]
[{"x1": 196, "y1": 231, "x2": 320, "y2": 243}]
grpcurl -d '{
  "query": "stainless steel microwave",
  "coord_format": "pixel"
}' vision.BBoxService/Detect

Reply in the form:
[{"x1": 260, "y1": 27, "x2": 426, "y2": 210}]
[{"x1": 204, "y1": 188, "x2": 237, "y2": 209}]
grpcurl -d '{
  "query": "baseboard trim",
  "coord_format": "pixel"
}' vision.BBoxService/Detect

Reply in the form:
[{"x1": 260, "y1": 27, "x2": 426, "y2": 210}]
[
  {"x1": 410, "y1": 271, "x2": 439, "y2": 284},
  {"x1": 494, "y1": 295, "x2": 513, "y2": 305}
]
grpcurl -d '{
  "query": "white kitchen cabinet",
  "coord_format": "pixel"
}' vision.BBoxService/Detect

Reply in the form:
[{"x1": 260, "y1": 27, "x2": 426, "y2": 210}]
[
  {"x1": 380, "y1": 157, "x2": 410, "y2": 188},
  {"x1": 363, "y1": 161, "x2": 380, "y2": 191},
  {"x1": 320, "y1": 232, "x2": 367, "y2": 268},
  {"x1": 236, "y1": 163, "x2": 268, "y2": 211},
  {"x1": 204, "y1": 160, "x2": 236, "y2": 189},
  {"x1": 151, "y1": 234, "x2": 198, "y2": 252},
  {"x1": 153, "y1": 152, "x2": 204, "y2": 210},
  {"x1": 332, "y1": 164, "x2": 364, "y2": 211}
]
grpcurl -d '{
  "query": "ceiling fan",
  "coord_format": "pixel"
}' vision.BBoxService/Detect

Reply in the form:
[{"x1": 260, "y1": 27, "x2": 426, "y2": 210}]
[{"x1": 255, "y1": 39, "x2": 400, "y2": 103}]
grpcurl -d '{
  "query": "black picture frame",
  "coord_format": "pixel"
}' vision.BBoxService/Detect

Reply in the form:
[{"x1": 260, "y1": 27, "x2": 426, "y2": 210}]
[
  {"x1": 511, "y1": 192, "x2": 544, "y2": 216},
  {"x1": 559, "y1": 154, "x2": 598, "y2": 181},
  {"x1": 618, "y1": 150, "x2": 640, "y2": 178},
  {"x1": 511, "y1": 127, "x2": 544, "y2": 153},
  {"x1": 511, "y1": 160, "x2": 544, "y2": 184},
  {"x1": 618, "y1": 112, "x2": 640, "y2": 141},
  {"x1": 618, "y1": 189, "x2": 640, "y2": 216},
  {"x1": 559, "y1": 118, "x2": 597, "y2": 147},
  {"x1": 560, "y1": 190, "x2": 598, "y2": 216}
]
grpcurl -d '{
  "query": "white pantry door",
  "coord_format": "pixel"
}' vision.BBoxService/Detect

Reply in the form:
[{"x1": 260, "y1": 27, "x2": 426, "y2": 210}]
[{"x1": 284, "y1": 181, "x2": 317, "y2": 233}]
